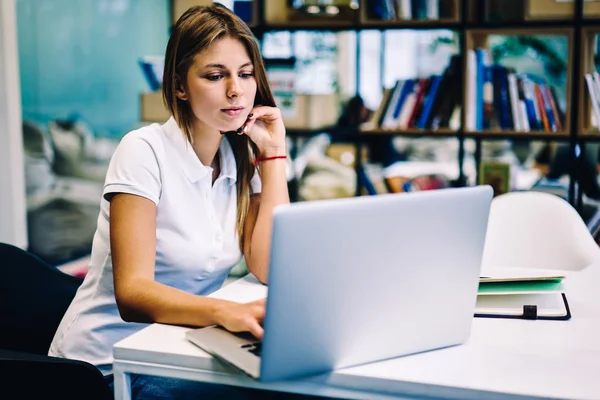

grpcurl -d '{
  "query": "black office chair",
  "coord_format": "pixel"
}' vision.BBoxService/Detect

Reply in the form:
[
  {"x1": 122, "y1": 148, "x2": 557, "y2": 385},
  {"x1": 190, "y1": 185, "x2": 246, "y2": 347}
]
[{"x1": 0, "y1": 242, "x2": 113, "y2": 400}]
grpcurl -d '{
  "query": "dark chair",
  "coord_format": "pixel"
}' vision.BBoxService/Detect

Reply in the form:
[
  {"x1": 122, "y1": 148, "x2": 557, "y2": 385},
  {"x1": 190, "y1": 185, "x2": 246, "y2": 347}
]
[{"x1": 0, "y1": 242, "x2": 113, "y2": 400}]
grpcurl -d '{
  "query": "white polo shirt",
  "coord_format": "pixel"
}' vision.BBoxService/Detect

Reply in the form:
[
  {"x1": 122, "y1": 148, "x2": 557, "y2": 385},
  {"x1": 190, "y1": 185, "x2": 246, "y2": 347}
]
[{"x1": 49, "y1": 117, "x2": 261, "y2": 375}]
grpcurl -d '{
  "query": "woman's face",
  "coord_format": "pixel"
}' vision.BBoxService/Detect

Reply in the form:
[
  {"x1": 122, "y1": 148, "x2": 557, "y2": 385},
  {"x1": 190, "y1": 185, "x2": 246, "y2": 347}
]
[{"x1": 179, "y1": 36, "x2": 257, "y2": 133}]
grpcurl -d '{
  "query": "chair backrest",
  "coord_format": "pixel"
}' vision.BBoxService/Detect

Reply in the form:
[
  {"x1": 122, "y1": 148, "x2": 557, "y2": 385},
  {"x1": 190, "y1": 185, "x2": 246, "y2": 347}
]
[
  {"x1": 481, "y1": 191, "x2": 600, "y2": 271},
  {"x1": 0, "y1": 243, "x2": 83, "y2": 355}
]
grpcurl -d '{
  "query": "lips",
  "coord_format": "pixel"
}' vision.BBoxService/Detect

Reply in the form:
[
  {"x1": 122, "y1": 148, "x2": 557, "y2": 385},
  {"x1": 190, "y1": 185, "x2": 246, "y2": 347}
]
[{"x1": 221, "y1": 107, "x2": 245, "y2": 117}]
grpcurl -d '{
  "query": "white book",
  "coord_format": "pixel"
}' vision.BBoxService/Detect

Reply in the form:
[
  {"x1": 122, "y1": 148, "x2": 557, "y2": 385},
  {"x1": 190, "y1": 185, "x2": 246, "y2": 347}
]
[
  {"x1": 426, "y1": 0, "x2": 439, "y2": 19},
  {"x1": 395, "y1": 0, "x2": 412, "y2": 19},
  {"x1": 585, "y1": 73, "x2": 600, "y2": 128},
  {"x1": 381, "y1": 80, "x2": 405, "y2": 129},
  {"x1": 475, "y1": 293, "x2": 568, "y2": 318},
  {"x1": 507, "y1": 73, "x2": 522, "y2": 131},
  {"x1": 591, "y1": 71, "x2": 600, "y2": 128},
  {"x1": 397, "y1": 91, "x2": 417, "y2": 129},
  {"x1": 518, "y1": 100, "x2": 530, "y2": 132},
  {"x1": 466, "y1": 49, "x2": 477, "y2": 131}
]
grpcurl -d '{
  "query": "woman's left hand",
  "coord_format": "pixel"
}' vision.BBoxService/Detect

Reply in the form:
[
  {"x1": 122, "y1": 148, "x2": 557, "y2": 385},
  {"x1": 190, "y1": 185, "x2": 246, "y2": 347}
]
[{"x1": 241, "y1": 106, "x2": 286, "y2": 157}]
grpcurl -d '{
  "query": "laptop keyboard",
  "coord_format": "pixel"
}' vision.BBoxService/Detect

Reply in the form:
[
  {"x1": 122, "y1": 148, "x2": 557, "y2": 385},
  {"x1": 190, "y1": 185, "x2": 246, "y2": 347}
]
[{"x1": 241, "y1": 341, "x2": 262, "y2": 357}]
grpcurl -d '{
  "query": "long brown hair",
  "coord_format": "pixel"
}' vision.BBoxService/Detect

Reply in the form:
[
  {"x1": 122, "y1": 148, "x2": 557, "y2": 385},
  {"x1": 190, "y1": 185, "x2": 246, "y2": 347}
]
[{"x1": 162, "y1": 3, "x2": 276, "y2": 251}]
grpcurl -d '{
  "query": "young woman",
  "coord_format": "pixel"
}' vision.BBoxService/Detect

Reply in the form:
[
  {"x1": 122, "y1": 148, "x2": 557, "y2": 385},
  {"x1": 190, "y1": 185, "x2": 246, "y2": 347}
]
[{"x1": 49, "y1": 3, "x2": 293, "y2": 398}]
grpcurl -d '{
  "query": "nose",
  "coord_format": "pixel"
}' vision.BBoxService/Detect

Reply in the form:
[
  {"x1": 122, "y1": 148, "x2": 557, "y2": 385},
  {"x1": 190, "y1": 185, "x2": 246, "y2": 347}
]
[{"x1": 226, "y1": 76, "x2": 243, "y2": 99}]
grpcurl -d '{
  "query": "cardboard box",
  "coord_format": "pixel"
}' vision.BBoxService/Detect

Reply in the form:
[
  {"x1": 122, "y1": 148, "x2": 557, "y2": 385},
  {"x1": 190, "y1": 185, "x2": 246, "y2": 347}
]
[
  {"x1": 525, "y1": 0, "x2": 600, "y2": 19},
  {"x1": 326, "y1": 143, "x2": 368, "y2": 168},
  {"x1": 140, "y1": 92, "x2": 171, "y2": 122},
  {"x1": 264, "y1": 0, "x2": 289, "y2": 23},
  {"x1": 283, "y1": 94, "x2": 339, "y2": 130},
  {"x1": 172, "y1": 0, "x2": 212, "y2": 24}
]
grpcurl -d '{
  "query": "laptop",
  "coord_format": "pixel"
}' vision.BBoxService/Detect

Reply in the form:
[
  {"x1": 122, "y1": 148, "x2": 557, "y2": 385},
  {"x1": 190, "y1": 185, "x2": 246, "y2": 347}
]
[{"x1": 186, "y1": 185, "x2": 493, "y2": 382}]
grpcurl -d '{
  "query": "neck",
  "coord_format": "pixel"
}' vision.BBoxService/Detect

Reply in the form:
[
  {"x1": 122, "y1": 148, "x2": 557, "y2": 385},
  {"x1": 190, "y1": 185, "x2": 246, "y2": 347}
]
[{"x1": 190, "y1": 118, "x2": 223, "y2": 167}]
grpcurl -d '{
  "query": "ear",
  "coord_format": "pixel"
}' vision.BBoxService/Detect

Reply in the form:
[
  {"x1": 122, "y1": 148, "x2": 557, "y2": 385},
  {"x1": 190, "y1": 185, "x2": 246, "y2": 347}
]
[{"x1": 174, "y1": 76, "x2": 188, "y2": 101}]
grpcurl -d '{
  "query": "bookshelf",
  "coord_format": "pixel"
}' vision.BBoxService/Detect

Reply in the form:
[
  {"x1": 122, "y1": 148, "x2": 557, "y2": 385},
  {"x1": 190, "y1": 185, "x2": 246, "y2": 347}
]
[{"x1": 161, "y1": 0, "x2": 600, "y2": 206}]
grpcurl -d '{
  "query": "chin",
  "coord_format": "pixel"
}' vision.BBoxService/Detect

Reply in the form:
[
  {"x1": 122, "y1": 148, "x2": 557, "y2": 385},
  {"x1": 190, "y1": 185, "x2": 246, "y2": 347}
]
[
  {"x1": 219, "y1": 124, "x2": 240, "y2": 133},
  {"x1": 220, "y1": 119, "x2": 245, "y2": 132}
]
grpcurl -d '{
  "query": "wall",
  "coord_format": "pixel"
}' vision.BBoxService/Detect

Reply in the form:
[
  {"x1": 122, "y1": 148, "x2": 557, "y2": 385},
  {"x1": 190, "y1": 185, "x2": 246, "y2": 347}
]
[
  {"x1": 0, "y1": 0, "x2": 28, "y2": 247},
  {"x1": 16, "y1": 0, "x2": 170, "y2": 138}
]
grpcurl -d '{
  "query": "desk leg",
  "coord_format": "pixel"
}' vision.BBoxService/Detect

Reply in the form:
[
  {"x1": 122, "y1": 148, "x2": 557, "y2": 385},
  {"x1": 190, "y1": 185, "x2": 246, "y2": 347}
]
[{"x1": 113, "y1": 369, "x2": 132, "y2": 400}]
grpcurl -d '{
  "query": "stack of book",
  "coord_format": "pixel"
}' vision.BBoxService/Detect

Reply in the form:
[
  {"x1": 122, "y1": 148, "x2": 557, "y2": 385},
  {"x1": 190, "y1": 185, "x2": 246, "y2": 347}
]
[
  {"x1": 476, "y1": 268, "x2": 570, "y2": 320},
  {"x1": 466, "y1": 47, "x2": 565, "y2": 133},
  {"x1": 363, "y1": 54, "x2": 462, "y2": 131}
]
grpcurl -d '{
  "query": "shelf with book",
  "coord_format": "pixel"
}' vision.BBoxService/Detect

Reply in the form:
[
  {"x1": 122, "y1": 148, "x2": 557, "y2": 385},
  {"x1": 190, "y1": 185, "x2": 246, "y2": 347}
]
[
  {"x1": 580, "y1": 27, "x2": 600, "y2": 136},
  {"x1": 359, "y1": 53, "x2": 462, "y2": 136},
  {"x1": 464, "y1": 28, "x2": 573, "y2": 138},
  {"x1": 359, "y1": 0, "x2": 461, "y2": 26}
]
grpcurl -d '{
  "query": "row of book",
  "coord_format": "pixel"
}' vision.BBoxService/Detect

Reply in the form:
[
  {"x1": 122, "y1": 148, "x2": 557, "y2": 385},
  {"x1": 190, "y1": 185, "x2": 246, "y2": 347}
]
[
  {"x1": 363, "y1": 54, "x2": 461, "y2": 131},
  {"x1": 466, "y1": 48, "x2": 565, "y2": 133},
  {"x1": 367, "y1": 0, "x2": 452, "y2": 21}
]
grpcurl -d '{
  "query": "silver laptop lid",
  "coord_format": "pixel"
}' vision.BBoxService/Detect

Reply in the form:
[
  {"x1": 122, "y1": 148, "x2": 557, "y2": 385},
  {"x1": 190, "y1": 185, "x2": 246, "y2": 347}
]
[{"x1": 260, "y1": 185, "x2": 493, "y2": 381}]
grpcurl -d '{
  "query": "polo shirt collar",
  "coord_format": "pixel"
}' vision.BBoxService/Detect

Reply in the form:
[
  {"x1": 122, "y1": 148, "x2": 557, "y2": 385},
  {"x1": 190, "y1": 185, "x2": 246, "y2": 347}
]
[
  {"x1": 218, "y1": 133, "x2": 237, "y2": 186},
  {"x1": 162, "y1": 117, "x2": 237, "y2": 185}
]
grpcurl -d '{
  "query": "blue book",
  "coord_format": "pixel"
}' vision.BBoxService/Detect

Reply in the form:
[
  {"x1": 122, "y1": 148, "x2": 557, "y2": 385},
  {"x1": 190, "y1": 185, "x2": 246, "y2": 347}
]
[
  {"x1": 139, "y1": 59, "x2": 161, "y2": 91},
  {"x1": 358, "y1": 167, "x2": 378, "y2": 195},
  {"x1": 493, "y1": 65, "x2": 511, "y2": 130},
  {"x1": 415, "y1": 75, "x2": 442, "y2": 129},
  {"x1": 475, "y1": 49, "x2": 487, "y2": 131}
]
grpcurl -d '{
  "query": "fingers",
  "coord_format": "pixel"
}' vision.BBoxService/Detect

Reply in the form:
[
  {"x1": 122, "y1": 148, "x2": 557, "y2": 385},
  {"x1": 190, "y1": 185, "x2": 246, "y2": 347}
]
[
  {"x1": 241, "y1": 116, "x2": 256, "y2": 136},
  {"x1": 249, "y1": 300, "x2": 266, "y2": 322},
  {"x1": 244, "y1": 299, "x2": 265, "y2": 339},
  {"x1": 247, "y1": 319, "x2": 264, "y2": 340},
  {"x1": 248, "y1": 106, "x2": 280, "y2": 122}
]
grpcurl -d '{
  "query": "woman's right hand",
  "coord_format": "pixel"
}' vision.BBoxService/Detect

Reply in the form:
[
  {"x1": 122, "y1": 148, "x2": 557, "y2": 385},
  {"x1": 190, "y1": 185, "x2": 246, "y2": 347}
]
[{"x1": 215, "y1": 298, "x2": 266, "y2": 340}]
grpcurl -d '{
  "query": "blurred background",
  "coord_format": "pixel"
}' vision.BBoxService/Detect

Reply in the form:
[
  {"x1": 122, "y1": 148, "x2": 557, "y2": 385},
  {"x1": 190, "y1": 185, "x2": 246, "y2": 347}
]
[{"x1": 3, "y1": 0, "x2": 600, "y2": 275}]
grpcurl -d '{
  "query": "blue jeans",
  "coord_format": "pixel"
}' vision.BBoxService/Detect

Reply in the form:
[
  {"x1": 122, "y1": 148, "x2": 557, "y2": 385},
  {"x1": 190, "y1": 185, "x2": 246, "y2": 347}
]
[{"x1": 105, "y1": 373, "x2": 328, "y2": 400}]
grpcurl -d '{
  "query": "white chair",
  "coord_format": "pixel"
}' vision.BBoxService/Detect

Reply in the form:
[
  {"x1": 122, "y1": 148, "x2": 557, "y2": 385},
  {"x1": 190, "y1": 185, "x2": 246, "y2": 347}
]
[{"x1": 481, "y1": 191, "x2": 600, "y2": 271}]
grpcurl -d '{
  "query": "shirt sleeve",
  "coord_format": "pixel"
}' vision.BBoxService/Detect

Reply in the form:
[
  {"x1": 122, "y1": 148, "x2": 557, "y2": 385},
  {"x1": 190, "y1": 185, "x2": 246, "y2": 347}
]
[
  {"x1": 250, "y1": 168, "x2": 262, "y2": 195},
  {"x1": 103, "y1": 131, "x2": 162, "y2": 205}
]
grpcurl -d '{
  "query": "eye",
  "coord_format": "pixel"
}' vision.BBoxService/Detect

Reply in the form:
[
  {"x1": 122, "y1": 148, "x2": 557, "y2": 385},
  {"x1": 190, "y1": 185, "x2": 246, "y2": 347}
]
[
  {"x1": 239, "y1": 72, "x2": 254, "y2": 79},
  {"x1": 206, "y1": 75, "x2": 223, "y2": 81}
]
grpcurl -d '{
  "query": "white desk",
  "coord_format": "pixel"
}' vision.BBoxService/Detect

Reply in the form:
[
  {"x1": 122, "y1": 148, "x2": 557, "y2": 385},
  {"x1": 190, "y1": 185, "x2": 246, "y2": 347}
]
[{"x1": 113, "y1": 267, "x2": 600, "y2": 400}]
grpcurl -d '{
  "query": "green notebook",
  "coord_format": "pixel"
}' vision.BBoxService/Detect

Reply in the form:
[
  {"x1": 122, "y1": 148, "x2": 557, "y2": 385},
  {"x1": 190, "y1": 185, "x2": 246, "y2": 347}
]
[{"x1": 478, "y1": 280, "x2": 564, "y2": 295}]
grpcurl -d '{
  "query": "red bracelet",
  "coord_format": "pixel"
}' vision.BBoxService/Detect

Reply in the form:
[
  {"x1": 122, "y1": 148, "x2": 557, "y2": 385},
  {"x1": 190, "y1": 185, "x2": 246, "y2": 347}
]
[{"x1": 254, "y1": 155, "x2": 287, "y2": 167}]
